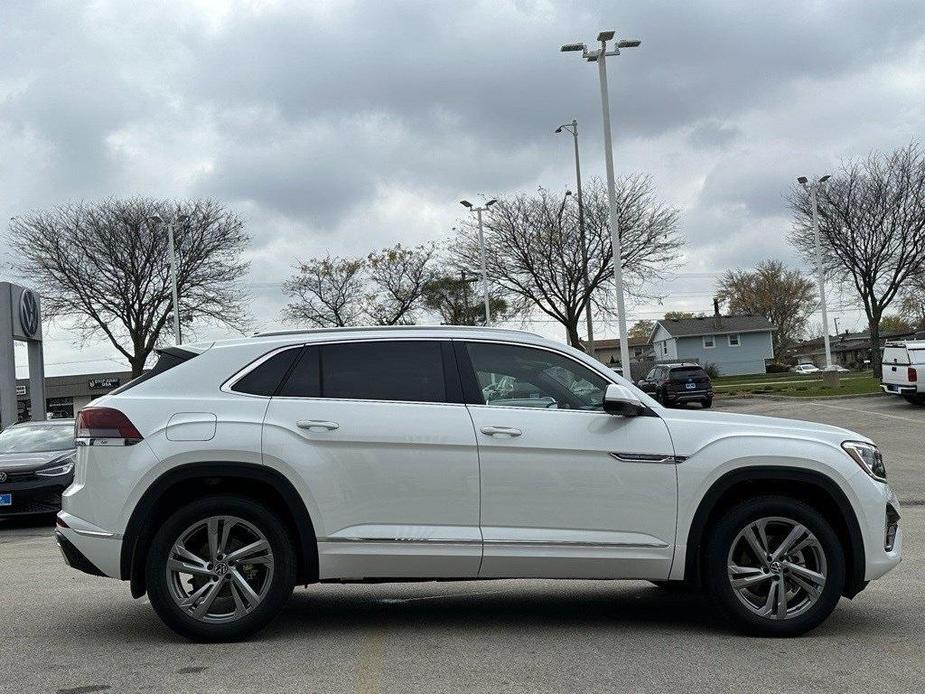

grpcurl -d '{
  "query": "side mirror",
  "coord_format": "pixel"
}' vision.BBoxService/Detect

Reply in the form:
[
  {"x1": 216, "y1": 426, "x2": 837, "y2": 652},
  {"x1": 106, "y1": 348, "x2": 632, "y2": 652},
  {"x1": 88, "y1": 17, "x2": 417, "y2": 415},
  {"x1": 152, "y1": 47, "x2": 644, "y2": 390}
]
[{"x1": 603, "y1": 383, "x2": 646, "y2": 417}]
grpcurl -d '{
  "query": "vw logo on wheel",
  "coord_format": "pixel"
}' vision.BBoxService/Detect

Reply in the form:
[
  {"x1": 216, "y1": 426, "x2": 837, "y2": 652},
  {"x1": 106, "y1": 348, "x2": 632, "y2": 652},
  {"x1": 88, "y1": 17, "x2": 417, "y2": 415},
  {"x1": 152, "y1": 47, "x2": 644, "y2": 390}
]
[
  {"x1": 19, "y1": 289, "x2": 39, "y2": 339},
  {"x1": 0, "y1": 471, "x2": 7, "y2": 483}
]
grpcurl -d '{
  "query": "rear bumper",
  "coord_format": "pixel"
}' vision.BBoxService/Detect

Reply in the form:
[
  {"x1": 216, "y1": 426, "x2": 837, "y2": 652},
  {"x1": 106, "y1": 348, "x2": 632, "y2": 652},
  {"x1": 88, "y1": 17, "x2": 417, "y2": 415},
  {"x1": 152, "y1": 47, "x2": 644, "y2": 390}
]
[
  {"x1": 55, "y1": 511, "x2": 122, "y2": 578},
  {"x1": 880, "y1": 383, "x2": 918, "y2": 395},
  {"x1": 666, "y1": 390, "x2": 713, "y2": 403},
  {"x1": 0, "y1": 474, "x2": 72, "y2": 517},
  {"x1": 55, "y1": 530, "x2": 106, "y2": 577}
]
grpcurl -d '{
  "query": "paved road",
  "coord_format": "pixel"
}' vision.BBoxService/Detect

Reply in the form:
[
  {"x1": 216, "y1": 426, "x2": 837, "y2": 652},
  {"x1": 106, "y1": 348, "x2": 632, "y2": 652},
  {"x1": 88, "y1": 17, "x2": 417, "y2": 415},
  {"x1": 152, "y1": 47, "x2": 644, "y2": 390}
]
[
  {"x1": 0, "y1": 508, "x2": 923, "y2": 693},
  {"x1": 1, "y1": 393, "x2": 922, "y2": 693},
  {"x1": 714, "y1": 394, "x2": 925, "y2": 504}
]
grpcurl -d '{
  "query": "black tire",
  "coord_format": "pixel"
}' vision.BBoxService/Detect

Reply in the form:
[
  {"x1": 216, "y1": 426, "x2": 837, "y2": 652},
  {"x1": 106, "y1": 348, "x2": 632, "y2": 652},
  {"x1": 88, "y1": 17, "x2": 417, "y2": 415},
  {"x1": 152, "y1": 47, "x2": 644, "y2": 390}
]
[
  {"x1": 702, "y1": 398, "x2": 713, "y2": 409},
  {"x1": 703, "y1": 496, "x2": 844, "y2": 637},
  {"x1": 145, "y1": 496, "x2": 296, "y2": 642},
  {"x1": 902, "y1": 393, "x2": 925, "y2": 405},
  {"x1": 657, "y1": 389, "x2": 670, "y2": 407}
]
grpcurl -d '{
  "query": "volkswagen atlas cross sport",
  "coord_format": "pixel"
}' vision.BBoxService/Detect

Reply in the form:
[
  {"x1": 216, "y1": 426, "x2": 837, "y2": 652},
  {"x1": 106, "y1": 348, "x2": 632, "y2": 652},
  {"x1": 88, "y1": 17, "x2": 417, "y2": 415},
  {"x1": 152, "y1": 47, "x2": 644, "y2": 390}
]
[{"x1": 56, "y1": 327, "x2": 902, "y2": 641}]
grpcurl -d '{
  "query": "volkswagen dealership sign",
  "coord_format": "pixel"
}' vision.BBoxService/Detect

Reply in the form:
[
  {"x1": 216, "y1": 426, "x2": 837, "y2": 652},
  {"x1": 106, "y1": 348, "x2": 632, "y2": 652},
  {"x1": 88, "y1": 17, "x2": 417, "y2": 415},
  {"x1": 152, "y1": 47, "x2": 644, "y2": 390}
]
[{"x1": 1, "y1": 282, "x2": 46, "y2": 428}]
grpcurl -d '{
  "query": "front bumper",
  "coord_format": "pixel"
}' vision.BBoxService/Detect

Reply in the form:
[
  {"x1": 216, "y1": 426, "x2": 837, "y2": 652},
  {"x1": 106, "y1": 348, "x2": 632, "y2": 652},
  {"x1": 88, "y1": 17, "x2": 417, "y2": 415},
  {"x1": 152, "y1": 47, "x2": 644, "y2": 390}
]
[{"x1": 0, "y1": 472, "x2": 73, "y2": 517}]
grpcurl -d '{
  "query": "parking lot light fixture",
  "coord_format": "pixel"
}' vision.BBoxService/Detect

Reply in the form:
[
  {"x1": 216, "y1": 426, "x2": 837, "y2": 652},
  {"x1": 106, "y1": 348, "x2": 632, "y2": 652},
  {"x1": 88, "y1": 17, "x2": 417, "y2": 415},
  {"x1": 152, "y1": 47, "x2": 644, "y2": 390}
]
[
  {"x1": 561, "y1": 31, "x2": 640, "y2": 378},
  {"x1": 459, "y1": 199, "x2": 495, "y2": 325},
  {"x1": 556, "y1": 119, "x2": 595, "y2": 358},
  {"x1": 799, "y1": 175, "x2": 833, "y2": 369}
]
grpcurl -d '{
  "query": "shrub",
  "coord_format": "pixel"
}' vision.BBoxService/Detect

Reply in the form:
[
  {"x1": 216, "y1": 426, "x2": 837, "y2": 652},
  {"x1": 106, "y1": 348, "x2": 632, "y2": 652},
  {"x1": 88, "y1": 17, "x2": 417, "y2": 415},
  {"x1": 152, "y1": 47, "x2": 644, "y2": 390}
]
[
  {"x1": 703, "y1": 362, "x2": 720, "y2": 379},
  {"x1": 766, "y1": 362, "x2": 790, "y2": 373}
]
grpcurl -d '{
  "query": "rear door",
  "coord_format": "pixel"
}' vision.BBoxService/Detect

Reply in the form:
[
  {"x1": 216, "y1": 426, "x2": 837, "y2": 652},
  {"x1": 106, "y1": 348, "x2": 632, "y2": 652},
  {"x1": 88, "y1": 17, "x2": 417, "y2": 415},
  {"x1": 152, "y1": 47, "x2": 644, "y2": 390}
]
[
  {"x1": 458, "y1": 340, "x2": 678, "y2": 580},
  {"x1": 261, "y1": 339, "x2": 481, "y2": 580}
]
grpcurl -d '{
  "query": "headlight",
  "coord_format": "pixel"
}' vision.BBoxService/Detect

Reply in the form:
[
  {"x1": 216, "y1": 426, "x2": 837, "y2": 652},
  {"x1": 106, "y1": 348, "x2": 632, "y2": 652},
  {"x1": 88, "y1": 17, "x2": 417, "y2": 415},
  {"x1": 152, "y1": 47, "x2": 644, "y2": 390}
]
[
  {"x1": 842, "y1": 441, "x2": 886, "y2": 481},
  {"x1": 36, "y1": 454, "x2": 76, "y2": 478}
]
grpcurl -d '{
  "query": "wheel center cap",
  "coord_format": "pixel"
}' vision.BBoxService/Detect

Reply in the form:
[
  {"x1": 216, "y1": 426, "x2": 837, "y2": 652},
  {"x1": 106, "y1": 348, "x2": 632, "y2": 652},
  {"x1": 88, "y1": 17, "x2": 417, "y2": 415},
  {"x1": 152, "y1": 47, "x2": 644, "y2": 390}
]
[
  {"x1": 214, "y1": 562, "x2": 229, "y2": 576},
  {"x1": 769, "y1": 560, "x2": 783, "y2": 574}
]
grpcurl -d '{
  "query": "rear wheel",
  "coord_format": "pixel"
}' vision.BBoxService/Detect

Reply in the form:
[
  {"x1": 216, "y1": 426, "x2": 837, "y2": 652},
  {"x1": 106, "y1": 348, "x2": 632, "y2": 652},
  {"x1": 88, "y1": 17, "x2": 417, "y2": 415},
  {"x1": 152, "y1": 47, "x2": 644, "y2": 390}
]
[
  {"x1": 702, "y1": 398, "x2": 713, "y2": 409},
  {"x1": 902, "y1": 393, "x2": 925, "y2": 405},
  {"x1": 145, "y1": 496, "x2": 296, "y2": 642},
  {"x1": 704, "y1": 496, "x2": 844, "y2": 637}
]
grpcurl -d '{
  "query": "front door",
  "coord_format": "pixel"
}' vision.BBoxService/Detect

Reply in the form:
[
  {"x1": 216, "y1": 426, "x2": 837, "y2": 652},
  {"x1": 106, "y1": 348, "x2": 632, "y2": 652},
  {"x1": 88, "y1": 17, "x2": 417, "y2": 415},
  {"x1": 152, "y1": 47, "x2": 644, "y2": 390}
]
[
  {"x1": 457, "y1": 340, "x2": 678, "y2": 579},
  {"x1": 262, "y1": 339, "x2": 481, "y2": 580}
]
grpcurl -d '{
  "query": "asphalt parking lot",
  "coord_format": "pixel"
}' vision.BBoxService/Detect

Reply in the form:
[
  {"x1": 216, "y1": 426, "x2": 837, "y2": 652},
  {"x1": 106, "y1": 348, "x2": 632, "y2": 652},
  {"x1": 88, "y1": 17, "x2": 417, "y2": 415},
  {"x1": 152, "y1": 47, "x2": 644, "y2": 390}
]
[{"x1": 1, "y1": 394, "x2": 923, "y2": 693}]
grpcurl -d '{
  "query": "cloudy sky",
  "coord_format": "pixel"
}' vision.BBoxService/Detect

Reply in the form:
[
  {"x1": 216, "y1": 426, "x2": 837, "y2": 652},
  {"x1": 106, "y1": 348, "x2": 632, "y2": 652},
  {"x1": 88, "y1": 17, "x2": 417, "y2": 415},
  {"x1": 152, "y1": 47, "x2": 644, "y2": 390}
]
[{"x1": 2, "y1": 0, "x2": 924, "y2": 376}]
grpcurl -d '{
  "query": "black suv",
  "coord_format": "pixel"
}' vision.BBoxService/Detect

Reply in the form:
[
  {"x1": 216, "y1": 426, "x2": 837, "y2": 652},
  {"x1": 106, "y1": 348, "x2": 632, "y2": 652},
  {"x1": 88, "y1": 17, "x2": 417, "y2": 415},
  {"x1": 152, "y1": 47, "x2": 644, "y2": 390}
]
[{"x1": 636, "y1": 363, "x2": 713, "y2": 408}]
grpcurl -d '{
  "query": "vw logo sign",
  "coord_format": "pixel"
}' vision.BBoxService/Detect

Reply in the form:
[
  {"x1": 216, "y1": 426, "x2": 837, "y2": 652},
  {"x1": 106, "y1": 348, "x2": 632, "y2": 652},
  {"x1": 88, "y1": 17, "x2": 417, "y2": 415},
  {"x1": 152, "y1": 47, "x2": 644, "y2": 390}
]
[
  {"x1": 0, "y1": 471, "x2": 7, "y2": 483},
  {"x1": 19, "y1": 289, "x2": 39, "y2": 339}
]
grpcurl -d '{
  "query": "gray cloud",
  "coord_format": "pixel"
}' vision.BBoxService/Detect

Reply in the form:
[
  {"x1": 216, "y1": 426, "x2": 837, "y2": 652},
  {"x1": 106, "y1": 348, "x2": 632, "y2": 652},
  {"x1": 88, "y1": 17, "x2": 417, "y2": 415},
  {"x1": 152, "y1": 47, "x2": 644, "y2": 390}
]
[{"x1": 1, "y1": 0, "x2": 924, "y2": 369}]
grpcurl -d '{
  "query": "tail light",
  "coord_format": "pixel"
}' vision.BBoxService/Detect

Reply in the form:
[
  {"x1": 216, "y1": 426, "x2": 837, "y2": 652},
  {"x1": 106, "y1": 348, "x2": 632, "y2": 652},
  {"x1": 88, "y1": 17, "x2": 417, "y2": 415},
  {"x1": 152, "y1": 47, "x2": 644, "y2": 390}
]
[
  {"x1": 909, "y1": 367, "x2": 918, "y2": 383},
  {"x1": 75, "y1": 407, "x2": 143, "y2": 445}
]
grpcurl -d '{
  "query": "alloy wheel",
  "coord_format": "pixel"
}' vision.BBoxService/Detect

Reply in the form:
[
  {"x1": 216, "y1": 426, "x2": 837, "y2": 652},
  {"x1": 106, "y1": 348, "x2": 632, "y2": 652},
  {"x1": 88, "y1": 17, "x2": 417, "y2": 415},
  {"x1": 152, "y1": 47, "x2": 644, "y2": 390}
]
[
  {"x1": 726, "y1": 516, "x2": 827, "y2": 620},
  {"x1": 166, "y1": 515, "x2": 274, "y2": 624}
]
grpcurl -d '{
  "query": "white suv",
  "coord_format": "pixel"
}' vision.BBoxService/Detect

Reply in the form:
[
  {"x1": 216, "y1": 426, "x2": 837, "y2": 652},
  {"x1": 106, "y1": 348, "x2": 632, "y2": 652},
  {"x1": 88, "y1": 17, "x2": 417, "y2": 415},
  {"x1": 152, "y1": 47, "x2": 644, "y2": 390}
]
[{"x1": 57, "y1": 327, "x2": 902, "y2": 641}]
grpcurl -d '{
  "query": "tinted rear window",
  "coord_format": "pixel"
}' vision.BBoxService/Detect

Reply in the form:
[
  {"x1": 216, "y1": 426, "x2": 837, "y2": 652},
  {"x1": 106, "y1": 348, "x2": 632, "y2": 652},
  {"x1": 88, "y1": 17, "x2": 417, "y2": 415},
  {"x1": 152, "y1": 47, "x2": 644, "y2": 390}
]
[
  {"x1": 278, "y1": 347, "x2": 320, "y2": 397},
  {"x1": 233, "y1": 347, "x2": 302, "y2": 396},
  {"x1": 320, "y1": 341, "x2": 446, "y2": 403},
  {"x1": 670, "y1": 367, "x2": 708, "y2": 379}
]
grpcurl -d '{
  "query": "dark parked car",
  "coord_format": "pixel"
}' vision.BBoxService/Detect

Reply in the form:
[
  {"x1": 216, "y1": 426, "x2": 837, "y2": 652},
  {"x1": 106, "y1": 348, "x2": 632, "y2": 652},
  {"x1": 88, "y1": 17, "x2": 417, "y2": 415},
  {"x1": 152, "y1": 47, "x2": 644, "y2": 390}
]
[
  {"x1": 636, "y1": 363, "x2": 714, "y2": 408},
  {"x1": 0, "y1": 419, "x2": 76, "y2": 517}
]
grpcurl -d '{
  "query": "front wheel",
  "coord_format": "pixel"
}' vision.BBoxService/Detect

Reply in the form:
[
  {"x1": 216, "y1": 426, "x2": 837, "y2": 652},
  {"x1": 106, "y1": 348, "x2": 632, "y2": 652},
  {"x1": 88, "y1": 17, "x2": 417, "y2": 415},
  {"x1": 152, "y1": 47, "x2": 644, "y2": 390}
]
[
  {"x1": 704, "y1": 497, "x2": 844, "y2": 637},
  {"x1": 145, "y1": 496, "x2": 296, "y2": 642}
]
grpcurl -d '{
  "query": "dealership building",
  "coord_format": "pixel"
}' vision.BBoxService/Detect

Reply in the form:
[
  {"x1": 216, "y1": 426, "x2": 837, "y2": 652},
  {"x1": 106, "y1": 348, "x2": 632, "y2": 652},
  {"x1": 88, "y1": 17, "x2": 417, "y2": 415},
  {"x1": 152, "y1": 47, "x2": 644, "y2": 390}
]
[{"x1": 13, "y1": 370, "x2": 133, "y2": 420}]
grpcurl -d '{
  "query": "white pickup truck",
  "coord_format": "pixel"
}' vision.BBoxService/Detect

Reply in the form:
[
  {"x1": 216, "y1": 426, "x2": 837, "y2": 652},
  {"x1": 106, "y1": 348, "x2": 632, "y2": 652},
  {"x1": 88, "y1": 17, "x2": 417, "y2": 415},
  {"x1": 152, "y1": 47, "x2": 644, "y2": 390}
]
[{"x1": 880, "y1": 340, "x2": 925, "y2": 404}]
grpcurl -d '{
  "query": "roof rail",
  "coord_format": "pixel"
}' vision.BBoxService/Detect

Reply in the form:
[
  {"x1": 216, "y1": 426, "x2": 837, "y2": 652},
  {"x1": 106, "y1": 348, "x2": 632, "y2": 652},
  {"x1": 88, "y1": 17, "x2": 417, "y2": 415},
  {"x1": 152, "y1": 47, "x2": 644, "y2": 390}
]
[{"x1": 253, "y1": 324, "x2": 540, "y2": 338}]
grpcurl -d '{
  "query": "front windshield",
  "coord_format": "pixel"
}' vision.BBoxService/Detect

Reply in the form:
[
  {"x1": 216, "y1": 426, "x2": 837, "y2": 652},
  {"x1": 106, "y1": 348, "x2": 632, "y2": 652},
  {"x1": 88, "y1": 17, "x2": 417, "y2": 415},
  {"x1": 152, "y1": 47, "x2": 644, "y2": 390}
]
[{"x1": 0, "y1": 424, "x2": 74, "y2": 453}]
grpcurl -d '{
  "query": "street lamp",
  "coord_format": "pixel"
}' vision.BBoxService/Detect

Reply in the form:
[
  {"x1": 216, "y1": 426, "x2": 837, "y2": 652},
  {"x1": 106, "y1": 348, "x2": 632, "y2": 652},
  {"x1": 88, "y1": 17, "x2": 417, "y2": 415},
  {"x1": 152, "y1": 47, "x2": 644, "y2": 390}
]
[
  {"x1": 147, "y1": 213, "x2": 188, "y2": 345},
  {"x1": 562, "y1": 31, "x2": 641, "y2": 379},
  {"x1": 556, "y1": 120, "x2": 595, "y2": 358},
  {"x1": 798, "y1": 175, "x2": 832, "y2": 369},
  {"x1": 459, "y1": 199, "x2": 496, "y2": 325}
]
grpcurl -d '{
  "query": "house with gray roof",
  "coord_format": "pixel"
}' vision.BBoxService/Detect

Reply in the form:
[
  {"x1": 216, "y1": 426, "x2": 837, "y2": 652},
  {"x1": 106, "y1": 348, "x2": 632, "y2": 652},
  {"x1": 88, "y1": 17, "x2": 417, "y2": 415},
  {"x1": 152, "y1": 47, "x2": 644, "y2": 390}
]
[{"x1": 650, "y1": 312, "x2": 775, "y2": 376}]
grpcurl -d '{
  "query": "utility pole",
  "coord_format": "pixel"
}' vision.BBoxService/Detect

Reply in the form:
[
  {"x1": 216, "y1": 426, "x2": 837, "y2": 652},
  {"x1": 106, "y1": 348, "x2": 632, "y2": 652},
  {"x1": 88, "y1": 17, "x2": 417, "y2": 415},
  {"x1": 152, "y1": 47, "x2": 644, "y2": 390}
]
[
  {"x1": 556, "y1": 119, "x2": 595, "y2": 358},
  {"x1": 148, "y1": 213, "x2": 188, "y2": 345},
  {"x1": 562, "y1": 31, "x2": 640, "y2": 379},
  {"x1": 798, "y1": 176, "x2": 832, "y2": 370}
]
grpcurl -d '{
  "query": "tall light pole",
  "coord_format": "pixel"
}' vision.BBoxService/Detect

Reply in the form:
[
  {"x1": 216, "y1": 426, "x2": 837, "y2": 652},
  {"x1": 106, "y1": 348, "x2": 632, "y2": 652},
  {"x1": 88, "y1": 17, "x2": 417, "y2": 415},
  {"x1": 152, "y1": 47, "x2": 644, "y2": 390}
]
[
  {"x1": 147, "y1": 213, "x2": 188, "y2": 345},
  {"x1": 556, "y1": 119, "x2": 595, "y2": 358},
  {"x1": 460, "y1": 199, "x2": 496, "y2": 326},
  {"x1": 562, "y1": 31, "x2": 640, "y2": 379},
  {"x1": 798, "y1": 175, "x2": 832, "y2": 369}
]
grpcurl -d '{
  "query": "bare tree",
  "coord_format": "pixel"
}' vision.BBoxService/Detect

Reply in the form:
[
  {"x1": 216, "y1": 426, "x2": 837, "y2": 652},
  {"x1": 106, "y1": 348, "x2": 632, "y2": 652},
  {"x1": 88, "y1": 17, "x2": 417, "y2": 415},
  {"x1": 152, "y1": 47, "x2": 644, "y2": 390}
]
[
  {"x1": 788, "y1": 142, "x2": 925, "y2": 377},
  {"x1": 716, "y1": 259, "x2": 816, "y2": 357},
  {"x1": 282, "y1": 254, "x2": 366, "y2": 327},
  {"x1": 452, "y1": 177, "x2": 682, "y2": 348},
  {"x1": 365, "y1": 243, "x2": 437, "y2": 325},
  {"x1": 10, "y1": 198, "x2": 250, "y2": 377}
]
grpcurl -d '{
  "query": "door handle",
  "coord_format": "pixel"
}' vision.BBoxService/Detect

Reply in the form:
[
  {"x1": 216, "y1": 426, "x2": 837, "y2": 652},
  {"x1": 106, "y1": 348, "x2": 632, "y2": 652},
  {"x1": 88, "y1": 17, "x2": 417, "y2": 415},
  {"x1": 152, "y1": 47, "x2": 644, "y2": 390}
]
[
  {"x1": 297, "y1": 420, "x2": 340, "y2": 431},
  {"x1": 480, "y1": 426, "x2": 522, "y2": 438}
]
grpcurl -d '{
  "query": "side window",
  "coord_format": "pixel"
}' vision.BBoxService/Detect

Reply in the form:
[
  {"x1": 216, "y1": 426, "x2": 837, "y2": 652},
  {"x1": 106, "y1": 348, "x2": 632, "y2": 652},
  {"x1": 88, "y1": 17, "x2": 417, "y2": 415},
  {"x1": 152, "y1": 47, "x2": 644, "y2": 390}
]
[
  {"x1": 645, "y1": 368, "x2": 656, "y2": 381},
  {"x1": 320, "y1": 341, "x2": 446, "y2": 403},
  {"x1": 703, "y1": 335, "x2": 715, "y2": 349},
  {"x1": 728, "y1": 333, "x2": 740, "y2": 347},
  {"x1": 465, "y1": 342, "x2": 608, "y2": 411},
  {"x1": 278, "y1": 346, "x2": 320, "y2": 397},
  {"x1": 232, "y1": 347, "x2": 301, "y2": 396}
]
